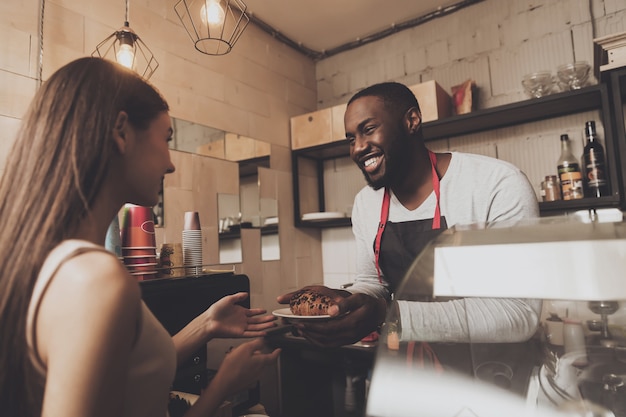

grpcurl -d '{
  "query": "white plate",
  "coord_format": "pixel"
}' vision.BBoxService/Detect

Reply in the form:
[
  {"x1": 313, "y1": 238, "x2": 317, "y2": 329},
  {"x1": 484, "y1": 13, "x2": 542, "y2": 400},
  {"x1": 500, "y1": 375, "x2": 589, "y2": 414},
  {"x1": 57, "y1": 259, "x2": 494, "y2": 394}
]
[
  {"x1": 272, "y1": 307, "x2": 331, "y2": 320},
  {"x1": 301, "y1": 211, "x2": 346, "y2": 221},
  {"x1": 264, "y1": 216, "x2": 279, "y2": 226}
]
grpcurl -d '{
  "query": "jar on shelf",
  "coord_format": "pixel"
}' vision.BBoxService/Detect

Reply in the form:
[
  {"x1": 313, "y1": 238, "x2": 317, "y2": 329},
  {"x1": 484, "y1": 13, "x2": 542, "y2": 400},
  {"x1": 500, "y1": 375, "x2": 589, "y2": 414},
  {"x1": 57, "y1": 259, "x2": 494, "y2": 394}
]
[{"x1": 541, "y1": 175, "x2": 562, "y2": 202}]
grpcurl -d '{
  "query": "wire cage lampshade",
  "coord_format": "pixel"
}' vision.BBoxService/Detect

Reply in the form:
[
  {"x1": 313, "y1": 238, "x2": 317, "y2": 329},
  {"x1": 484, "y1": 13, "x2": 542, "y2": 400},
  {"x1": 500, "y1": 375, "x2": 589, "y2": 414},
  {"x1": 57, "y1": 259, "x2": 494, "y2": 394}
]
[
  {"x1": 174, "y1": 0, "x2": 250, "y2": 56},
  {"x1": 92, "y1": 1, "x2": 159, "y2": 80}
]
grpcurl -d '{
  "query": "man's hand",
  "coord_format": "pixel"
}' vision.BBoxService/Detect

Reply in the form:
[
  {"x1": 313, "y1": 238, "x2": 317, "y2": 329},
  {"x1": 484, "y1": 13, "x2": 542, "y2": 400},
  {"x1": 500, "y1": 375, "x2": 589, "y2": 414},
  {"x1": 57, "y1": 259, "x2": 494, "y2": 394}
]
[{"x1": 277, "y1": 286, "x2": 387, "y2": 347}]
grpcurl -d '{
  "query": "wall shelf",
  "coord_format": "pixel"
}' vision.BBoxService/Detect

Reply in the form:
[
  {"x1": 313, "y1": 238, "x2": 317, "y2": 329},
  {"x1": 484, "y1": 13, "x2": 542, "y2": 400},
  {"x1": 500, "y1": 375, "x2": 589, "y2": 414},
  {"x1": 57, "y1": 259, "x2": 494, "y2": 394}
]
[
  {"x1": 291, "y1": 79, "x2": 626, "y2": 228},
  {"x1": 218, "y1": 224, "x2": 279, "y2": 240},
  {"x1": 422, "y1": 85, "x2": 604, "y2": 141}
]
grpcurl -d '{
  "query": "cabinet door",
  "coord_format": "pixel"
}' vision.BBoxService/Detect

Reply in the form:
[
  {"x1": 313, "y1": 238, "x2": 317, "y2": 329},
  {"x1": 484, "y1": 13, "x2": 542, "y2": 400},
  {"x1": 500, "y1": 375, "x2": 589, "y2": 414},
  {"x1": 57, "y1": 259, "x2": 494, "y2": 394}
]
[{"x1": 291, "y1": 108, "x2": 333, "y2": 150}]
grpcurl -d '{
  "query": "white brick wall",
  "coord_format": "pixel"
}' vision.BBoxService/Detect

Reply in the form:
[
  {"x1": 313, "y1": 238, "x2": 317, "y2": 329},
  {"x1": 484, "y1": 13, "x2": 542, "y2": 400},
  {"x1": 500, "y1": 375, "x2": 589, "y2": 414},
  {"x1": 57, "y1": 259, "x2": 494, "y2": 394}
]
[{"x1": 315, "y1": 0, "x2": 626, "y2": 109}]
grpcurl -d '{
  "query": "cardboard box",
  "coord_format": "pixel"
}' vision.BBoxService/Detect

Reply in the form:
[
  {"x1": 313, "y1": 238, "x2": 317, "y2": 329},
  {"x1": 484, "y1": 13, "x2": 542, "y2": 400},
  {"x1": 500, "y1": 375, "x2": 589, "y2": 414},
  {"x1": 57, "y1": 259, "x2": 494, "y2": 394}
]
[
  {"x1": 408, "y1": 80, "x2": 452, "y2": 123},
  {"x1": 594, "y1": 31, "x2": 626, "y2": 79},
  {"x1": 290, "y1": 107, "x2": 332, "y2": 150},
  {"x1": 290, "y1": 103, "x2": 347, "y2": 150}
]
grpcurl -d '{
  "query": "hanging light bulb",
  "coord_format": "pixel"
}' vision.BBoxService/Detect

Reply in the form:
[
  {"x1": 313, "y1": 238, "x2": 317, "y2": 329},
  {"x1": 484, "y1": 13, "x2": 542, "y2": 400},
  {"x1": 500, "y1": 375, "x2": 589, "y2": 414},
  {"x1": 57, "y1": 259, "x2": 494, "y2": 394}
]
[
  {"x1": 115, "y1": 29, "x2": 136, "y2": 69},
  {"x1": 200, "y1": 0, "x2": 225, "y2": 26},
  {"x1": 116, "y1": 43, "x2": 135, "y2": 68},
  {"x1": 92, "y1": 0, "x2": 158, "y2": 79}
]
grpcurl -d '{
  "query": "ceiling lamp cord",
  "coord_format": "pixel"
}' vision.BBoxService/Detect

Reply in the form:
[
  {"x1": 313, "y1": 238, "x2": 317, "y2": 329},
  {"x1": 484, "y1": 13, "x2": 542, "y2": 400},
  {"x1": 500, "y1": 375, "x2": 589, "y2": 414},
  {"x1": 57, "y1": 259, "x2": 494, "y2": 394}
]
[
  {"x1": 92, "y1": 0, "x2": 159, "y2": 79},
  {"x1": 37, "y1": 0, "x2": 45, "y2": 86}
]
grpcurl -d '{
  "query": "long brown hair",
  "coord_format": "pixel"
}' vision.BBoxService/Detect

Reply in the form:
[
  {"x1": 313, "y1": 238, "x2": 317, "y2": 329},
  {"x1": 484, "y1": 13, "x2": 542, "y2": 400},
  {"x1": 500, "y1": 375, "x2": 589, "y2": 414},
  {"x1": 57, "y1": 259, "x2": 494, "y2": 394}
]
[{"x1": 0, "y1": 57, "x2": 169, "y2": 417}]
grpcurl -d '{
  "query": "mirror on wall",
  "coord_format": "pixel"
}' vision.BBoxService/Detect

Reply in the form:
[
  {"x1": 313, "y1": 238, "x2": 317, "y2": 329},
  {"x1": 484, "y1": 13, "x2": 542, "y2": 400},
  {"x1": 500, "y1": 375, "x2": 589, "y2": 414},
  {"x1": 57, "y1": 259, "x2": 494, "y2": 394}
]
[
  {"x1": 217, "y1": 193, "x2": 243, "y2": 264},
  {"x1": 260, "y1": 198, "x2": 279, "y2": 261},
  {"x1": 171, "y1": 118, "x2": 280, "y2": 263},
  {"x1": 239, "y1": 174, "x2": 280, "y2": 261}
]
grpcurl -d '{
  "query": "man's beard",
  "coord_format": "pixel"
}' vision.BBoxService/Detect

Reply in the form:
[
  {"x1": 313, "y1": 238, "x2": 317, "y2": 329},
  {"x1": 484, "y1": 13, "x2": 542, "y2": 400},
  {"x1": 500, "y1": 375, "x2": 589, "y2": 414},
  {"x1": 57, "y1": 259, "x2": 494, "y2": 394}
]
[
  {"x1": 361, "y1": 145, "x2": 407, "y2": 190},
  {"x1": 362, "y1": 168, "x2": 386, "y2": 190}
]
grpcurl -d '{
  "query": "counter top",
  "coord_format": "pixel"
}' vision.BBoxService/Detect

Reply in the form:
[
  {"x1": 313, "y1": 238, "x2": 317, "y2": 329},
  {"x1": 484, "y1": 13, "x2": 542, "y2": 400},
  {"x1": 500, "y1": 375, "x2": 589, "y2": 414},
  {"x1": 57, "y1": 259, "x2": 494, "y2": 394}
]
[{"x1": 264, "y1": 325, "x2": 377, "y2": 356}]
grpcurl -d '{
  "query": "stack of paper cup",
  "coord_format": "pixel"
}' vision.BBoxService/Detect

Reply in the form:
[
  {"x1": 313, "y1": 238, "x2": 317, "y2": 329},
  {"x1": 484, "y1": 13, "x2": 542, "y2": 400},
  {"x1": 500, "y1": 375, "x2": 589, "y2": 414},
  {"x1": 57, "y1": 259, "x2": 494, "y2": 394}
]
[
  {"x1": 182, "y1": 211, "x2": 203, "y2": 275},
  {"x1": 120, "y1": 204, "x2": 158, "y2": 281}
]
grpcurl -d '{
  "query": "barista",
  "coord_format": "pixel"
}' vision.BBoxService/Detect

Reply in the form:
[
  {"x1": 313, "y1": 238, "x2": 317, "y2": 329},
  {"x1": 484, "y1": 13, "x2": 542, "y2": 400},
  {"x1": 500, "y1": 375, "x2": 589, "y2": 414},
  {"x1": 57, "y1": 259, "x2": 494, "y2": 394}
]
[{"x1": 277, "y1": 82, "x2": 542, "y2": 368}]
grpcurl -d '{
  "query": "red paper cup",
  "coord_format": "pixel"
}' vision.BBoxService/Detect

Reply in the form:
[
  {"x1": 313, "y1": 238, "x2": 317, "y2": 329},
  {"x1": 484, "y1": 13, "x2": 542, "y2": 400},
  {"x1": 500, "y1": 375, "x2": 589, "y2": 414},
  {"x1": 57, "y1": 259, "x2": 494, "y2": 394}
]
[
  {"x1": 184, "y1": 211, "x2": 201, "y2": 231},
  {"x1": 122, "y1": 248, "x2": 157, "y2": 258},
  {"x1": 123, "y1": 256, "x2": 158, "y2": 265},
  {"x1": 125, "y1": 263, "x2": 159, "y2": 273},
  {"x1": 121, "y1": 205, "x2": 156, "y2": 248}
]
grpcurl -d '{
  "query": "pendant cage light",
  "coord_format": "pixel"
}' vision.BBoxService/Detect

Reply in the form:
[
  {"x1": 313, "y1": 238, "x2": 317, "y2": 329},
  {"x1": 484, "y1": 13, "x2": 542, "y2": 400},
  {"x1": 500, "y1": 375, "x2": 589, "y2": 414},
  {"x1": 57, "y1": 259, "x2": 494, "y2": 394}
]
[
  {"x1": 92, "y1": 0, "x2": 159, "y2": 80},
  {"x1": 174, "y1": 0, "x2": 250, "y2": 56}
]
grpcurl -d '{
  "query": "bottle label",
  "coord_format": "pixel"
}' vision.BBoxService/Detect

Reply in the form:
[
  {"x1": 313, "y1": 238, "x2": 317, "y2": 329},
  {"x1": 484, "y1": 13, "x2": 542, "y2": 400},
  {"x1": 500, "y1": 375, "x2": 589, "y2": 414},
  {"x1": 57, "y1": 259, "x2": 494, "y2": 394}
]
[
  {"x1": 558, "y1": 170, "x2": 584, "y2": 200},
  {"x1": 585, "y1": 152, "x2": 607, "y2": 189}
]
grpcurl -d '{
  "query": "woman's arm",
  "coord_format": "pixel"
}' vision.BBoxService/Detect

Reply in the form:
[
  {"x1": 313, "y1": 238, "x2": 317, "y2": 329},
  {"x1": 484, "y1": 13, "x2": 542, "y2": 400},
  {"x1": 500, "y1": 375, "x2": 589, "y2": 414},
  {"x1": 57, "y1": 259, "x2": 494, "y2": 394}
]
[
  {"x1": 172, "y1": 292, "x2": 277, "y2": 365},
  {"x1": 38, "y1": 253, "x2": 140, "y2": 417}
]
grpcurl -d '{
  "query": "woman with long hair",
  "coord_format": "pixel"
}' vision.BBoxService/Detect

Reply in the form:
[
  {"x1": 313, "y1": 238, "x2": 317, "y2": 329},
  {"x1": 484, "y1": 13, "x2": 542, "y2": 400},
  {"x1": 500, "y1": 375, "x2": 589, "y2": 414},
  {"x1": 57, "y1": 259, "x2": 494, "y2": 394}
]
[{"x1": 0, "y1": 56, "x2": 279, "y2": 417}]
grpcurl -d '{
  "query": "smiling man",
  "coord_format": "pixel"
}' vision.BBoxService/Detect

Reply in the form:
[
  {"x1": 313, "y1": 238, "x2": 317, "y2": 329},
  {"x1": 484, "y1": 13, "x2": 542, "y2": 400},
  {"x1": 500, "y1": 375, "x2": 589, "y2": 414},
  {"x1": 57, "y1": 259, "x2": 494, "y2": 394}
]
[{"x1": 277, "y1": 82, "x2": 541, "y2": 356}]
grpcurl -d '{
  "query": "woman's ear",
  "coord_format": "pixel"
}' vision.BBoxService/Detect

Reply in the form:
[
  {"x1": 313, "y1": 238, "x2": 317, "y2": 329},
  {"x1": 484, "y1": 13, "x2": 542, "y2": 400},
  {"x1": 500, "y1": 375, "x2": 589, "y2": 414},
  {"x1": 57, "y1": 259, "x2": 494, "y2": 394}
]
[
  {"x1": 406, "y1": 107, "x2": 422, "y2": 134},
  {"x1": 113, "y1": 111, "x2": 130, "y2": 154}
]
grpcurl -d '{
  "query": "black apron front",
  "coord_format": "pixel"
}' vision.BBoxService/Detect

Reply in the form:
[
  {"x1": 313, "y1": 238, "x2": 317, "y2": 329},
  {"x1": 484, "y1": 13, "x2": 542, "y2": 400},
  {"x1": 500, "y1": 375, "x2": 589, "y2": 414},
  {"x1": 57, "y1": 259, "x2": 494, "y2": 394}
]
[
  {"x1": 376, "y1": 217, "x2": 448, "y2": 294},
  {"x1": 375, "y1": 216, "x2": 475, "y2": 375}
]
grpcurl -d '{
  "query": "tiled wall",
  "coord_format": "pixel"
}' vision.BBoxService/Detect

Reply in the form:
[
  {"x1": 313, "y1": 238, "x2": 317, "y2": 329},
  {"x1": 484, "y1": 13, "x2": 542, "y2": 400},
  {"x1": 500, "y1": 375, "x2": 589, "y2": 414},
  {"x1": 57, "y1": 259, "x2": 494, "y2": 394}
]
[
  {"x1": 0, "y1": 0, "x2": 324, "y2": 319},
  {"x1": 316, "y1": 0, "x2": 626, "y2": 288}
]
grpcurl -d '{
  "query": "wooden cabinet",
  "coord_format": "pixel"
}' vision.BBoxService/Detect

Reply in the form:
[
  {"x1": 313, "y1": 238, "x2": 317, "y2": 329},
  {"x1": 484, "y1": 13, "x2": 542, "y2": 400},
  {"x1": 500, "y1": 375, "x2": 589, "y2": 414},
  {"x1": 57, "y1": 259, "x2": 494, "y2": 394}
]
[
  {"x1": 290, "y1": 104, "x2": 348, "y2": 150},
  {"x1": 290, "y1": 107, "x2": 333, "y2": 150},
  {"x1": 291, "y1": 76, "x2": 626, "y2": 228}
]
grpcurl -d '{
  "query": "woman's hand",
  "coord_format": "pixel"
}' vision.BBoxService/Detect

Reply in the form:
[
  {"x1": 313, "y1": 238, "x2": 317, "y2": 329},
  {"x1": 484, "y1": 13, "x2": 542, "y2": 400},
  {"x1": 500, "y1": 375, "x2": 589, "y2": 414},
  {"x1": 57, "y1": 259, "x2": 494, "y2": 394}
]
[
  {"x1": 210, "y1": 339, "x2": 281, "y2": 398},
  {"x1": 189, "y1": 339, "x2": 280, "y2": 416},
  {"x1": 204, "y1": 292, "x2": 277, "y2": 339}
]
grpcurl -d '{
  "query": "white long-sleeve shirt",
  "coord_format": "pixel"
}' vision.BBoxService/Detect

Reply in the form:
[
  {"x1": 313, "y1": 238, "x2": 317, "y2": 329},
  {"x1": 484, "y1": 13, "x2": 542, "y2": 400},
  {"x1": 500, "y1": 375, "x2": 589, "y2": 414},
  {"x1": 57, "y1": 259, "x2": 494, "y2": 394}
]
[{"x1": 349, "y1": 152, "x2": 542, "y2": 343}]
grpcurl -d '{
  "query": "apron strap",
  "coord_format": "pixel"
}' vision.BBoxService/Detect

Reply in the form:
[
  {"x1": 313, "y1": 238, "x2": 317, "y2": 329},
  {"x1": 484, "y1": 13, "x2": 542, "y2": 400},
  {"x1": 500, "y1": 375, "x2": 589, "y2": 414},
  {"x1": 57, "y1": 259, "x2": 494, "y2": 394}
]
[
  {"x1": 429, "y1": 150, "x2": 441, "y2": 230},
  {"x1": 407, "y1": 340, "x2": 444, "y2": 373},
  {"x1": 374, "y1": 189, "x2": 391, "y2": 283}
]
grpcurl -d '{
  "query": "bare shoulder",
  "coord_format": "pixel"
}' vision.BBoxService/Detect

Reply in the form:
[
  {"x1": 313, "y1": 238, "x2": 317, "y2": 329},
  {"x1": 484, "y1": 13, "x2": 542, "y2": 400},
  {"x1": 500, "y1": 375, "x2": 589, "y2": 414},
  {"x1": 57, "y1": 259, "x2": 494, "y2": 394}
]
[
  {"x1": 64, "y1": 250, "x2": 137, "y2": 292},
  {"x1": 40, "y1": 250, "x2": 140, "y2": 327}
]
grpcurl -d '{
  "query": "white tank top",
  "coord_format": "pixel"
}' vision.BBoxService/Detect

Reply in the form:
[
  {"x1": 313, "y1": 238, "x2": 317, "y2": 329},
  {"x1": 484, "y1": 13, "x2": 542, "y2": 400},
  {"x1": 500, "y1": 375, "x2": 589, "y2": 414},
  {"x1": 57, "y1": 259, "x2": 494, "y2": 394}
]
[{"x1": 26, "y1": 240, "x2": 176, "y2": 417}]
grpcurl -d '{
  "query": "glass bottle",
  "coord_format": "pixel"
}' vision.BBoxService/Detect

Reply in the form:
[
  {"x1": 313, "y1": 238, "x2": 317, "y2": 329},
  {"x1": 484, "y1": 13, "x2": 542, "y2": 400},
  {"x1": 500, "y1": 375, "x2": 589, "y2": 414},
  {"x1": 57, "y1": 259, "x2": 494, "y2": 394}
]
[
  {"x1": 582, "y1": 120, "x2": 609, "y2": 198},
  {"x1": 541, "y1": 175, "x2": 561, "y2": 202},
  {"x1": 557, "y1": 134, "x2": 584, "y2": 200}
]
